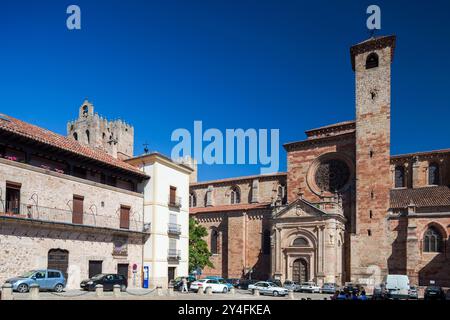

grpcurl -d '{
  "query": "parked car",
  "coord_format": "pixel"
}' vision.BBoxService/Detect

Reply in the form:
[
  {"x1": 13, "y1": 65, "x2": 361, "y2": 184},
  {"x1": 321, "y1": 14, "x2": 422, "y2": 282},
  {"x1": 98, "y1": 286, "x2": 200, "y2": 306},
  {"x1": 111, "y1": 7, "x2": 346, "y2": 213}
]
[
  {"x1": 248, "y1": 281, "x2": 288, "y2": 297},
  {"x1": 189, "y1": 279, "x2": 229, "y2": 293},
  {"x1": 4, "y1": 269, "x2": 66, "y2": 293},
  {"x1": 371, "y1": 286, "x2": 386, "y2": 300},
  {"x1": 173, "y1": 275, "x2": 196, "y2": 291},
  {"x1": 321, "y1": 283, "x2": 339, "y2": 294},
  {"x1": 381, "y1": 274, "x2": 410, "y2": 299},
  {"x1": 408, "y1": 286, "x2": 418, "y2": 299},
  {"x1": 267, "y1": 278, "x2": 283, "y2": 287},
  {"x1": 80, "y1": 273, "x2": 127, "y2": 291},
  {"x1": 283, "y1": 280, "x2": 301, "y2": 292},
  {"x1": 424, "y1": 285, "x2": 446, "y2": 300},
  {"x1": 238, "y1": 279, "x2": 259, "y2": 290},
  {"x1": 205, "y1": 276, "x2": 234, "y2": 289},
  {"x1": 225, "y1": 278, "x2": 241, "y2": 288},
  {"x1": 299, "y1": 281, "x2": 321, "y2": 293}
]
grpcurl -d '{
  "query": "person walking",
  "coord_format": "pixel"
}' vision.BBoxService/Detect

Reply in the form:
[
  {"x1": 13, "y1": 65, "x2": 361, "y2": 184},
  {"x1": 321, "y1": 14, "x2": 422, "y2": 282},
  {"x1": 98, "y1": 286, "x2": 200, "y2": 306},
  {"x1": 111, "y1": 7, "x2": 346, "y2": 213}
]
[{"x1": 181, "y1": 277, "x2": 189, "y2": 293}]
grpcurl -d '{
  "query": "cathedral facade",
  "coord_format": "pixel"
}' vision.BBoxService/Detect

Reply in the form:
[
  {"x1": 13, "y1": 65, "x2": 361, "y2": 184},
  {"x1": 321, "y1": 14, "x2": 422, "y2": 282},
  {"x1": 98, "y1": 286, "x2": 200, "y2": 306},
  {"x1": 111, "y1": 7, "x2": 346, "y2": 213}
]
[{"x1": 189, "y1": 35, "x2": 450, "y2": 289}]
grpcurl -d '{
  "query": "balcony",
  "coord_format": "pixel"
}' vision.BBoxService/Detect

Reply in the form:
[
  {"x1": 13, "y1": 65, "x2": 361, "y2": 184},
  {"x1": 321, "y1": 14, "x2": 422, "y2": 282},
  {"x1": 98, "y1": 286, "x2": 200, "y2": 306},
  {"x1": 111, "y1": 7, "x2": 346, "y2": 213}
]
[
  {"x1": 168, "y1": 195, "x2": 182, "y2": 208},
  {"x1": 0, "y1": 202, "x2": 147, "y2": 234},
  {"x1": 168, "y1": 249, "x2": 181, "y2": 261},
  {"x1": 168, "y1": 223, "x2": 181, "y2": 235}
]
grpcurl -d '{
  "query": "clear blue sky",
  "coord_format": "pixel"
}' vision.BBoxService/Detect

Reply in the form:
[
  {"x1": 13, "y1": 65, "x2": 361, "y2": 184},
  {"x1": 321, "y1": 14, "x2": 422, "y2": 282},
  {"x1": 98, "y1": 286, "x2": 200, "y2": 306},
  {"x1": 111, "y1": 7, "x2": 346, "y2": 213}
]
[{"x1": 1, "y1": 0, "x2": 449, "y2": 181}]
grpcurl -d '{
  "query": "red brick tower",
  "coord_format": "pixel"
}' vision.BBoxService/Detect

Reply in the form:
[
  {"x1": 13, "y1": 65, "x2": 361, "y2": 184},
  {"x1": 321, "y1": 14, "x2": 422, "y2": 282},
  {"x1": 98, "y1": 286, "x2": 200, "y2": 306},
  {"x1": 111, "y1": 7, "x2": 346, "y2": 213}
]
[{"x1": 350, "y1": 36, "x2": 396, "y2": 285}]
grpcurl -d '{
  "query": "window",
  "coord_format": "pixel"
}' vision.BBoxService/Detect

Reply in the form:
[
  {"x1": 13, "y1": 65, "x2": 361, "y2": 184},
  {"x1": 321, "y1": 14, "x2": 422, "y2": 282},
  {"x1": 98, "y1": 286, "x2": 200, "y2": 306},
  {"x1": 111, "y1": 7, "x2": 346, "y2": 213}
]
[
  {"x1": 72, "y1": 195, "x2": 84, "y2": 224},
  {"x1": 230, "y1": 186, "x2": 240, "y2": 204},
  {"x1": 423, "y1": 226, "x2": 443, "y2": 252},
  {"x1": 263, "y1": 230, "x2": 271, "y2": 254},
  {"x1": 47, "y1": 271, "x2": 61, "y2": 278},
  {"x1": 428, "y1": 163, "x2": 440, "y2": 185},
  {"x1": 73, "y1": 132, "x2": 78, "y2": 141},
  {"x1": 394, "y1": 166, "x2": 405, "y2": 188},
  {"x1": 366, "y1": 52, "x2": 379, "y2": 69},
  {"x1": 189, "y1": 192, "x2": 197, "y2": 207},
  {"x1": 278, "y1": 185, "x2": 287, "y2": 204},
  {"x1": 86, "y1": 130, "x2": 90, "y2": 144},
  {"x1": 5, "y1": 182, "x2": 21, "y2": 214},
  {"x1": 169, "y1": 186, "x2": 177, "y2": 205},
  {"x1": 120, "y1": 205, "x2": 130, "y2": 229},
  {"x1": 211, "y1": 229, "x2": 219, "y2": 254},
  {"x1": 292, "y1": 237, "x2": 308, "y2": 247}
]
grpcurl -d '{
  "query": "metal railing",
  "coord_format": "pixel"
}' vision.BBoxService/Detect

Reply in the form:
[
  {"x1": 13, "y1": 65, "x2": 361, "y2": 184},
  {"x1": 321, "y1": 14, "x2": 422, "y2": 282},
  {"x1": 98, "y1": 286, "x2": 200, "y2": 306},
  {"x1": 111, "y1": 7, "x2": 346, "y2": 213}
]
[
  {"x1": 167, "y1": 249, "x2": 181, "y2": 260},
  {"x1": 168, "y1": 195, "x2": 182, "y2": 208},
  {"x1": 168, "y1": 223, "x2": 181, "y2": 235},
  {"x1": 0, "y1": 202, "x2": 145, "y2": 232}
]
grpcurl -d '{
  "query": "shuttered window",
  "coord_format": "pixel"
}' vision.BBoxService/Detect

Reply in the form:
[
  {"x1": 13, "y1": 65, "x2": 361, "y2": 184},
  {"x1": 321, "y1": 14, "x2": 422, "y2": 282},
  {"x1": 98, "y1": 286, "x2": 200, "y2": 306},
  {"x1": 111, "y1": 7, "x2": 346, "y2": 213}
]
[
  {"x1": 169, "y1": 186, "x2": 176, "y2": 205},
  {"x1": 120, "y1": 205, "x2": 130, "y2": 229},
  {"x1": 72, "y1": 195, "x2": 84, "y2": 224}
]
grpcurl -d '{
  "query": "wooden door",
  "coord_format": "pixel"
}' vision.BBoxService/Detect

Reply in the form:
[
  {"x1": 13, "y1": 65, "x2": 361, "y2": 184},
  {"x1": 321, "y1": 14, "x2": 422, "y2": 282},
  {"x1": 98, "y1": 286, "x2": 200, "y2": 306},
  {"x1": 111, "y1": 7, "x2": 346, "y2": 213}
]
[
  {"x1": 89, "y1": 260, "x2": 103, "y2": 278},
  {"x1": 48, "y1": 249, "x2": 69, "y2": 280},
  {"x1": 72, "y1": 195, "x2": 84, "y2": 224},
  {"x1": 292, "y1": 259, "x2": 308, "y2": 283},
  {"x1": 169, "y1": 186, "x2": 176, "y2": 205}
]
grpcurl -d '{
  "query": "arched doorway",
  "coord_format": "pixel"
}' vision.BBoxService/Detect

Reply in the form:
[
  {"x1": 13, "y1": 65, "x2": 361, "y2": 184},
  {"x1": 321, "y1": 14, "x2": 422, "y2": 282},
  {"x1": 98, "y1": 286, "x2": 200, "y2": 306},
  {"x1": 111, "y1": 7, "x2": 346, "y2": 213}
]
[
  {"x1": 292, "y1": 258, "x2": 308, "y2": 283},
  {"x1": 47, "y1": 249, "x2": 69, "y2": 280}
]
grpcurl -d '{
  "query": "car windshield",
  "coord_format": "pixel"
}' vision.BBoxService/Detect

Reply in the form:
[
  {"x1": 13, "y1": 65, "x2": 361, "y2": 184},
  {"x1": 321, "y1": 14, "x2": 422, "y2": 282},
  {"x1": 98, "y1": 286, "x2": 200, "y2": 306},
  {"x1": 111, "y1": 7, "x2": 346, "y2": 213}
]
[
  {"x1": 267, "y1": 282, "x2": 277, "y2": 287},
  {"x1": 91, "y1": 274, "x2": 105, "y2": 280},
  {"x1": 20, "y1": 270, "x2": 37, "y2": 278},
  {"x1": 196, "y1": 279, "x2": 207, "y2": 283}
]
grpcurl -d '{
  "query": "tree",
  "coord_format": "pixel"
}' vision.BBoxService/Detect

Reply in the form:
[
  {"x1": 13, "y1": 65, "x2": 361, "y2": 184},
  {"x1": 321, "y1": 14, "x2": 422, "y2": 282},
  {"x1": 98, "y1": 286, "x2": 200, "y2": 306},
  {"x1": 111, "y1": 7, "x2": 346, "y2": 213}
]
[{"x1": 189, "y1": 217, "x2": 213, "y2": 273}]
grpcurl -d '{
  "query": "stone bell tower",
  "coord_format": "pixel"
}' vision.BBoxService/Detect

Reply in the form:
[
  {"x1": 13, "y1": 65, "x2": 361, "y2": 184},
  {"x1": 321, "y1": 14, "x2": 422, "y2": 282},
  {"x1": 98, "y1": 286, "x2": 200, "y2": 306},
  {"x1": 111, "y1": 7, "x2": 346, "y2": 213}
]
[
  {"x1": 67, "y1": 100, "x2": 134, "y2": 160},
  {"x1": 350, "y1": 35, "x2": 396, "y2": 285}
]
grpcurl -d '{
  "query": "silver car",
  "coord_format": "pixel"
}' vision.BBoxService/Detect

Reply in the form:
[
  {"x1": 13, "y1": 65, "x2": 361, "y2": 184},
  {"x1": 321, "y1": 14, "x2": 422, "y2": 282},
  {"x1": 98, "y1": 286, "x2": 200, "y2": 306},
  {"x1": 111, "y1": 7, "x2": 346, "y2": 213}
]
[
  {"x1": 4, "y1": 269, "x2": 66, "y2": 293},
  {"x1": 248, "y1": 281, "x2": 289, "y2": 297},
  {"x1": 284, "y1": 280, "x2": 301, "y2": 292}
]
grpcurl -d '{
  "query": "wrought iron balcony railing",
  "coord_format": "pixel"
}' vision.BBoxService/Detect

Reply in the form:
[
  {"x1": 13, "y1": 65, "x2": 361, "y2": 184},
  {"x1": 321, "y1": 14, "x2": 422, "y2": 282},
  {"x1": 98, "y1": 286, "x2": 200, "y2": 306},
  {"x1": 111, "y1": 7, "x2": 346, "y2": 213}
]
[
  {"x1": 168, "y1": 223, "x2": 181, "y2": 235},
  {"x1": 0, "y1": 202, "x2": 146, "y2": 233},
  {"x1": 167, "y1": 249, "x2": 181, "y2": 260},
  {"x1": 168, "y1": 195, "x2": 182, "y2": 208}
]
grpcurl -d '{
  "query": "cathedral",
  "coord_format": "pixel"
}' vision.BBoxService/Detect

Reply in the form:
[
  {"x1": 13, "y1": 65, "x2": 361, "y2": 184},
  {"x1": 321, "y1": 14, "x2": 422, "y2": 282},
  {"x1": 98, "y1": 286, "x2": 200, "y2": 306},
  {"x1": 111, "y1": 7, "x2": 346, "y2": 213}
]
[{"x1": 189, "y1": 35, "x2": 450, "y2": 289}]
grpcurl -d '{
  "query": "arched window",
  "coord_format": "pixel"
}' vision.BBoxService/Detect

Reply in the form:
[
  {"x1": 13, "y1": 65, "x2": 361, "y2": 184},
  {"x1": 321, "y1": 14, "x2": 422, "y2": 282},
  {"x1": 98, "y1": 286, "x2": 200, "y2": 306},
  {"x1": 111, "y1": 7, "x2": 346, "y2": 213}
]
[
  {"x1": 423, "y1": 226, "x2": 443, "y2": 252},
  {"x1": 189, "y1": 192, "x2": 197, "y2": 208},
  {"x1": 394, "y1": 165, "x2": 405, "y2": 188},
  {"x1": 73, "y1": 132, "x2": 78, "y2": 141},
  {"x1": 86, "y1": 130, "x2": 90, "y2": 144},
  {"x1": 428, "y1": 163, "x2": 440, "y2": 185},
  {"x1": 230, "y1": 186, "x2": 240, "y2": 204},
  {"x1": 262, "y1": 230, "x2": 271, "y2": 254},
  {"x1": 366, "y1": 52, "x2": 379, "y2": 69},
  {"x1": 292, "y1": 237, "x2": 309, "y2": 247},
  {"x1": 211, "y1": 230, "x2": 219, "y2": 254}
]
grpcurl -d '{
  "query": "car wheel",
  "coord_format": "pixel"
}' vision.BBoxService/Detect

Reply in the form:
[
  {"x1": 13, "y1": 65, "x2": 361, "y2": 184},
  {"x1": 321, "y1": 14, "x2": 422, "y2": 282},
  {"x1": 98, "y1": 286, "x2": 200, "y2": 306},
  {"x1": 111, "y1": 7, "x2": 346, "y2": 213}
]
[
  {"x1": 54, "y1": 284, "x2": 64, "y2": 293},
  {"x1": 17, "y1": 283, "x2": 29, "y2": 293},
  {"x1": 273, "y1": 290, "x2": 279, "y2": 297},
  {"x1": 120, "y1": 284, "x2": 127, "y2": 292},
  {"x1": 223, "y1": 287, "x2": 228, "y2": 294}
]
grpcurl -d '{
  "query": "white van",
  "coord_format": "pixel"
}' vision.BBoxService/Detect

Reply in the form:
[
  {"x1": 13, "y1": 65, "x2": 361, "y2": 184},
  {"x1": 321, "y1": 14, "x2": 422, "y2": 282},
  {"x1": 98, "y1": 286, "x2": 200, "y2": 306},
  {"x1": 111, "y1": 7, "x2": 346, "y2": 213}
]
[{"x1": 381, "y1": 274, "x2": 410, "y2": 299}]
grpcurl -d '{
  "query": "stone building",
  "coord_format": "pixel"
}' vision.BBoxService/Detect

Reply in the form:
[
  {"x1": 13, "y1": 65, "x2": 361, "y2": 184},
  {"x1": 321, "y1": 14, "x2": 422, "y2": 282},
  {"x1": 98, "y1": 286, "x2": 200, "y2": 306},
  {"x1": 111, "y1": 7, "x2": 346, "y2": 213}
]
[
  {"x1": 189, "y1": 35, "x2": 450, "y2": 288},
  {"x1": 0, "y1": 105, "x2": 191, "y2": 290}
]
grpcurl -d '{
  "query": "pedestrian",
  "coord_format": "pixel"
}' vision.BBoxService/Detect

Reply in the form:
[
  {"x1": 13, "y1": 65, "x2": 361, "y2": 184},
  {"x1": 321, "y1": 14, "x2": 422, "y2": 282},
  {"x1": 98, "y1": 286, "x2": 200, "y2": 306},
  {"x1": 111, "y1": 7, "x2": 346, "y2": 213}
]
[
  {"x1": 351, "y1": 291, "x2": 359, "y2": 300},
  {"x1": 331, "y1": 290, "x2": 340, "y2": 300},
  {"x1": 337, "y1": 290, "x2": 347, "y2": 300},
  {"x1": 359, "y1": 290, "x2": 368, "y2": 300},
  {"x1": 181, "y1": 277, "x2": 188, "y2": 293}
]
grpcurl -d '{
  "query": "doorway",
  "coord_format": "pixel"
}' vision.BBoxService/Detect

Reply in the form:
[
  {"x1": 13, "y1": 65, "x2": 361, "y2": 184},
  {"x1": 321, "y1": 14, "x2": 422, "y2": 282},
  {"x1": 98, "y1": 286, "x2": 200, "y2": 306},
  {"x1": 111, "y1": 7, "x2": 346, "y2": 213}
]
[
  {"x1": 168, "y1": 267, "x2": 176, "y2": 283},
  {"x1": 47, "y1": 249, "x2": 69, "y2": 280},
  {"x1": 88, "y1": 260, "x2": 103, "y2": 278},
  {"x1": 292, "y1": 258, "x2": 308, "y2": 283},
  {"x1": 117, "y1": 263, "x2": 129, "y2": 280}
]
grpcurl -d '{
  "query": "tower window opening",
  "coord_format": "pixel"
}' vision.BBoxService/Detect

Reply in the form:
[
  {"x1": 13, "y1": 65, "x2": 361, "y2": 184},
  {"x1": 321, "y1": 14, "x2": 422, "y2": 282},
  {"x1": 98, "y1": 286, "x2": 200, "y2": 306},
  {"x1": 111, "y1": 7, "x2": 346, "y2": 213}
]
[{"x1": 366, "y1": 52, "x2": 379, "y2": 69}]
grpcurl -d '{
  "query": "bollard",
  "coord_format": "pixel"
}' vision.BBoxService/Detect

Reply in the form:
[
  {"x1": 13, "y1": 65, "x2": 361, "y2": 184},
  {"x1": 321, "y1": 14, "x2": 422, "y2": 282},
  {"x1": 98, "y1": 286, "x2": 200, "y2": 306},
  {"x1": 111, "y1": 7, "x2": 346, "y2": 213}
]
[
  {"x1": 29, "y1": 283, "x2": 40, "y2": 300},
  {"x1": 95, "y1": 284, "x2": 104, "y2": 297},
  {"x1": 205, "y1": 287, "x2": 213, "y2": 295},
  {"x1": 197, "y1": 287, "x2": 204, "y2": 295},
  {"x1": 168, "y1": 285, "x2": 174, "y2": 296},
  {"x1": 113, "y1": 284, "x2": 121, "y2": 298},
  {"x1": 253, "y1": 289, "x2": 260, "y2": 297},
  {"x1": 229, "y1": 287, "x2": 235, "y2": 295},
  {"x1": 157, "y1": 286, "x2": 163, "y2": 296},
  {"x1": 1, "y1": 283, "x2": 14, "y2": 300},
  {"x1": 288, "y1": 290, "x2": 294, "y2": 300}
]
